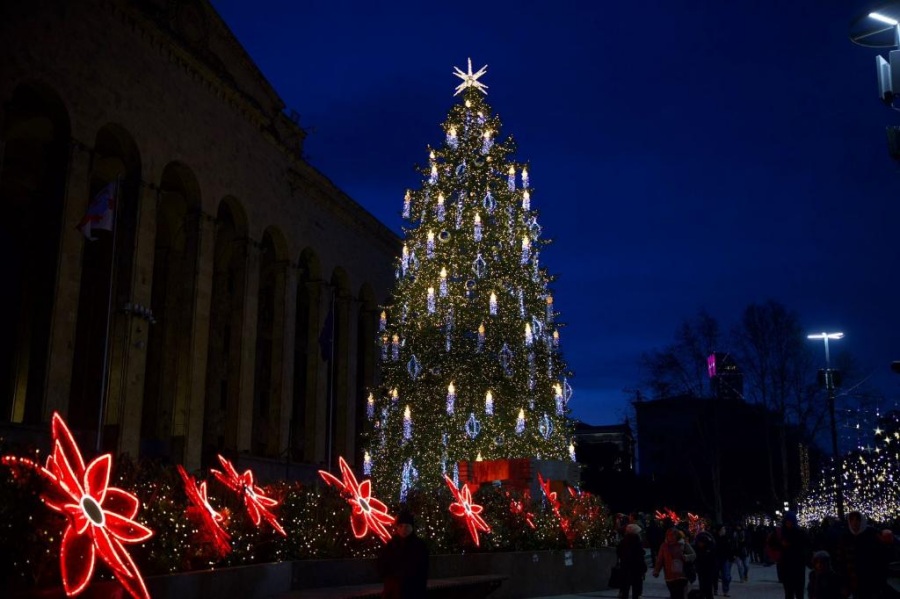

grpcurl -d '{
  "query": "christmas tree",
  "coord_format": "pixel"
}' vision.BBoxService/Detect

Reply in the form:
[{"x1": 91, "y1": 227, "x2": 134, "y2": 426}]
[{"x1": 367, "y1": 60, "x2": 575, "y2": 501}]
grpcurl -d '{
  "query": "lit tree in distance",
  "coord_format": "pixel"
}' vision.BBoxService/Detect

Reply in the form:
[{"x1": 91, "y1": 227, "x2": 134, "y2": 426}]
[{"x1": 368, "y1": 59, "x2": 575, "y2": 500}]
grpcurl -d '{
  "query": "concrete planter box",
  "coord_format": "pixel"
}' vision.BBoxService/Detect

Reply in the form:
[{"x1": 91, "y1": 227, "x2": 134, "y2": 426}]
[{"x1": 18, "y1": 547, "x2": 615, "y2": 598}]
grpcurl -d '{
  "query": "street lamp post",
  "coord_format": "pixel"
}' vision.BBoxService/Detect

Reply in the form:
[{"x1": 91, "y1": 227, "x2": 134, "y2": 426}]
[{"x1": 807, "y1": 331, "x2": 844, "y2": 520}]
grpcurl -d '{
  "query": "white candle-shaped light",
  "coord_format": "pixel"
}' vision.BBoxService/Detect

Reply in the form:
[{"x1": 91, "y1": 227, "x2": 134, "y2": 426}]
[
  {"x1": 379, "y1": 310, "x2": 387, "y2": 332},
  {"x1": 401, "y1": 243, "x2": 409, "y2": 274},
  {"x1": 403, "y1": 190, "x2": 411, "y2": 218},
  {"x1": 568, "y1": 441, "x2": 576, "y2": 462},
  {"x1": 439, "y1": 267, "x2": 448, "y2": 297},
  {"x1": 391, "y1": 388, "x2": 399, "y2": 404},
  {"x1": 447, "y1": 126, "x2": 458, "y2": 148},
  {"x1": 476, "y1": 452, "x2": 483, "y2": 462},
  {"x1": 447, "y1": 382, "x2": 456, "y2": 415},
  {"x1": 430, "y1": 163, "x2": 438, "y2": 184},
  {"x1": 555, "y1": 383, "x2": 564, "y2": 415},
  {"x1": 507, "y1": 165, "x2": 515, "y2": 191},
  {"x1": 525, "y1": 323, "x2": 533, "y2": 346},
  {"x1": 391, "y1": 334, "x2": 400, "y2": 361},
  {"x1": 546, "y1": 295, "x2": 554, "y2": 323},
  {"x1": 367, "y1": 393, "x2": 375, "y2": 420},
  {"x1": 522, "y1": 167, "x2": 529, "y2": 189},
  {"x1": 473, "y1": 213, "x2": 482, "y2": 242},
  {"x1": 521, "y1": 236, "x2": 531, "y2": 264},
  {"x1": 381, "y1": 334, "x2": 389, "y2": 361},
  {"x1": 427, "y1": 231, "x2": 435, "y2": 258},
  {"x1": 403, "y1": 405, "x2": 412, "y2": 440},
  {"x1": 429, "y1": 150, "x2": 436, "y2": 161},
  {"x1": 465, "y1": 99, "x2": 471, "y2": 108},
  {"x1": 477, "y1": 322, "x2": 485, "y2": 351},
  {"x1": 516, "y1": 409, "x2": 526, "y2": 435},
  {"x1": 427, "y1": 287, "x2": 435, "y2": 313},
  {"x1": 552, "y1": 329, "x2": 560, "y2": 348},
  {"x1": 436, "y1": 193, "x2": 445, "y2": 222},
  {"x1": 489, "y1": 292, "x2": 497, "y2": 316},
  {"x1": 522, "y1": 190, "x2": 531, "y2": 211},
  {"x1": 482, "y1": 130, "x2": 493, "y2": 154},
  {"x1": 363, "y1": 451, "x2": 372, "y2": 475},
  {"x1": 485, "y1": 390, "x2": 494, "y2": 415}
]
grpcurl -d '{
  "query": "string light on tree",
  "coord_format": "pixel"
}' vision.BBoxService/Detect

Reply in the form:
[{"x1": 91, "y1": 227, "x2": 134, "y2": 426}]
[{"x1": 366, "y1": 60, "x2": 574, "y2": 500}]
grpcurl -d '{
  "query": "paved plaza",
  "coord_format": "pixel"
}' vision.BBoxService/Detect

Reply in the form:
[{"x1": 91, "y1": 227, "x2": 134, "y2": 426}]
[{"x1": 533, "y1": 562, "x2": 786, "y2": 599}]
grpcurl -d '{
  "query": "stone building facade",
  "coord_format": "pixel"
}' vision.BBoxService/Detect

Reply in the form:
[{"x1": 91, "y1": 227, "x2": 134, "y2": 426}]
[{"x1": 0, "y1": 0, "x2": 399, "y2": 474}]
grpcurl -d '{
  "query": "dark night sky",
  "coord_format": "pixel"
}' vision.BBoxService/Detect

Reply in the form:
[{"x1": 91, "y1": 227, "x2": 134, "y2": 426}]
[{"x1": 211, "y1": 0, "x2": 900, "y2": 428}]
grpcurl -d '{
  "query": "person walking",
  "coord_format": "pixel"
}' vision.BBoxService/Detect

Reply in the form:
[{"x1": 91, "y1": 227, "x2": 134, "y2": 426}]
[
  {"x1": 693, "y1": 530, "x2": 718, "y2": 599},
  {"x1": 833, "y1": 511, "x2": 886, "y2": 599},
  {"x1": 377, "y1": 510, "x2": 429, "y2": 599},
  {"x1": 733, "y1": 523, "x2": 750, "y2": 582},
  {"x1": 617, "y1": 523, "x2": 648, "y2": 599},
  {"x1": 768, "y1": 511, "x2": 811, "y2": 599},
  {"x1": 653, "y1": 527, "x2": 697, "y2": 599},
  {"x1": 715, "y1": 525, "x2": 735, "y2": 597},
  {"x1": 808, "y1": 550, "x2": 842, "y2": 599}
]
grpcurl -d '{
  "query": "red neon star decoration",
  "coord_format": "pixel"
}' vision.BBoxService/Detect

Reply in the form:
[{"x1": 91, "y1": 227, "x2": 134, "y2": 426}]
[
  {"x1": 444, "y1": 475, "x2": 490, "y2": 547},
  {"x1": 37, "y1": 413, "x2": 153, "y2": 599},
  {"x1": 177, "y1": 465, "x2": 231, "y2": 556},
  {"x1": 318, "y1": 456, "x2": 395, "y2": 544},
  {"x1": 211, "y1": 455, "x2": 285, "y2": 536}
]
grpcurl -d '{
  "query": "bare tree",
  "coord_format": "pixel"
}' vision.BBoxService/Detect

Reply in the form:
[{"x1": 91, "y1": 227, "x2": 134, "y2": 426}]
[
  {"x1": 640, "y1": 309, "x2": 720, "y2": 398},
  {"x1": 731, "y1": 300, "x2": 816, "y2": 508}
]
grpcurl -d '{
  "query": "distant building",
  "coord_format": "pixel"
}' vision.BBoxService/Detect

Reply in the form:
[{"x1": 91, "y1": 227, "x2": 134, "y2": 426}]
[
  {"x1": 707, "y1": 352, "x2": 744, "y2": 401},
  {"x1": 574, "y1": 420, "x2": 635, "y2": 474},
  {"x1": 0, "y1": 0, "x2": 398, "y2": 478},
  {"x1": 633, "y1": 393, "x2": 808, "y2": 520}
]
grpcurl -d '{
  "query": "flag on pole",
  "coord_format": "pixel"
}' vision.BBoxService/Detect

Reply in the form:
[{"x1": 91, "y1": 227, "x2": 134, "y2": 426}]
[{"x1": 77, "y1": 181, "x2": 117, "y2": 240}]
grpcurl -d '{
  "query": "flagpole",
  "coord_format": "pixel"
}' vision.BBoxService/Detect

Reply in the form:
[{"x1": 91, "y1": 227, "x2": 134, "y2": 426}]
[
  {"x1": 324, "y1": 286, "x2": 336, "y2": 471},
  {"x1": 96, "y1": 177, "x2": 121, "y2": 453}
]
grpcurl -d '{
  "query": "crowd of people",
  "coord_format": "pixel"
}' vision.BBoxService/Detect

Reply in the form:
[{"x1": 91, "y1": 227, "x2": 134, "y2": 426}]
[{"x1": 613, "y1": 511, "x2": 899, "y2": 599}]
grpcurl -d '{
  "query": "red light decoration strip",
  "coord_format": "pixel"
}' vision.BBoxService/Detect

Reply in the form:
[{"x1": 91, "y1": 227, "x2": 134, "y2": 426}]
[
  {"x1": 507, "y1": 491, "x2": 536, "y2": 529},
  {"x1": 319, "y1": 456, "x2": 395, "y2": 544},
  {"x1": 0, "y1": 413, "x2": 154, "y2": 599},
  {"x1": 177, "y1": 465, "x2": 231, "y2": 556},
  {"x1": 444, "y1": 475, "x2": 490, "y2": 547},
  {"x1": 654, "y1": 507, "x2": 681, "y2": 524},
  {"x1": 538, "y1": 472, "x2": 569, "y2": 535},
  {"x1": 211, "y1": 455, "x2": 285, "y2": 536}
]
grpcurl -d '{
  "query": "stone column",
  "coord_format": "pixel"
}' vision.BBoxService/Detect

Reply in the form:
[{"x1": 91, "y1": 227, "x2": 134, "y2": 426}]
[
  {"x1": 303, "y1": 280, "x2": 324, "y2": 463},
  {"x1": 274, "y1": 263, "x2": 297, "y2": 457},
  {"x1": 341, "y1": 298, "x2": 360, "y2": 460},
  {"x1": 236, "y1": 240, "x2": 260, "y2": 453},
  {"x1": 42, "y1": 142, "x2": 91, "y2": 420},
  {"x1": 118, "y1": 184, "x2": 158, "y2": 459},
  {"x1": 182, "y1": 213, "x2": 216, "y2": 470}
]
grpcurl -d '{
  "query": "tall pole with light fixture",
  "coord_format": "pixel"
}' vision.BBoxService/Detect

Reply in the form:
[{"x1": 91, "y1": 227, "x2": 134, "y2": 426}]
[{"x1": 807, "y1": 331, "x2": 844, "y2": 520}]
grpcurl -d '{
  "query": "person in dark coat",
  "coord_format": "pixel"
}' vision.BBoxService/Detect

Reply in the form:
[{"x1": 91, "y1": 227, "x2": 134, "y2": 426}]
[
  {"x1": 714, "y1": 525, "x2": 735, "y2": 596},
  {"x1": 378, "y1": 510, "x2": 429, "y2": 599},
  {"x1": 808, "y1": 550, "x2": 842, "y2": 599},
  {"x1": 617, "y1": 523, "x2": 648, "y2": 599},
  {"x1": 768, "y1": 511, "x2": 811, "y2": 599},
  {"x1": 693, "y1": 530, "x2": 718, "y2": 599},
  {"x1": 833, "y1": 511, "x2": 885, "y2": 599}
]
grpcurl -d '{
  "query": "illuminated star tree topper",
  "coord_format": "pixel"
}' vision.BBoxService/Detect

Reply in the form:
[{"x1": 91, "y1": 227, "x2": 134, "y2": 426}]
[{"x1": 453, "y1": 57, "x2": 489, "y2": 95}]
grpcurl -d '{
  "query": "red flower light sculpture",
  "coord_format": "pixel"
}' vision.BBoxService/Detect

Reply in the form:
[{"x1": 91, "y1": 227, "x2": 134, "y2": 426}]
[
  {"x1": 177, "y1": 465, "x2": 231, "y2": 556},
  {"x1": 319, "y1": 456, "x2": 395, "y2": 543},
  {"x1": 538, "y1": 473, "x2": 570, "y2": 538},
  {"x1": 37, "y1": 413, "x2": 153, "y2": 599},
  {"x1": 444, "y1": 475, "x2": 490, "y2": 547},
  {"x1": 211, "y1": 455, "x2": 285, "y2": 536}
]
